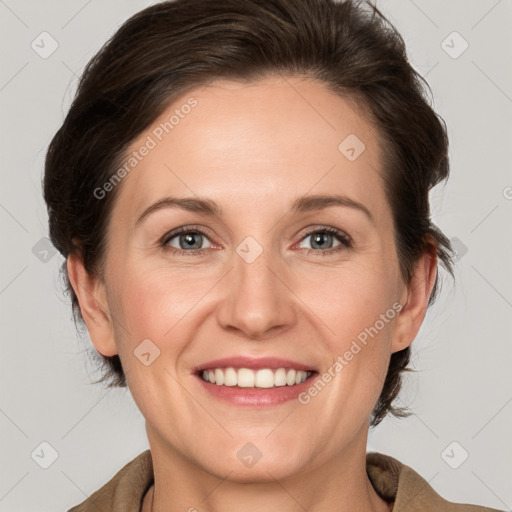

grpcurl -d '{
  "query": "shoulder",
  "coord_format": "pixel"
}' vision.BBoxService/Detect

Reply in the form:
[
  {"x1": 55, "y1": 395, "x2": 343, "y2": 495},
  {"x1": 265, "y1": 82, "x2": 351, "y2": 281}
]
[
  {"x1": 366, "y1": 451, "x2": 504, "y2": 511},
  {"x1": 67, "y1": 450, "x2": 153, "y2": 512}
]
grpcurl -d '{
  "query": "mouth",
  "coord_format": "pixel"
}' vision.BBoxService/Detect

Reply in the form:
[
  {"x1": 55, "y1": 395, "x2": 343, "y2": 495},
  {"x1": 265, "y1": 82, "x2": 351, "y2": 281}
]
[
  {"x1": 197, "y1": 367, "x2": 317, "y2": 388},
  {"x1": 193, "y1": 358, "x2": 320, "y2": 406}
]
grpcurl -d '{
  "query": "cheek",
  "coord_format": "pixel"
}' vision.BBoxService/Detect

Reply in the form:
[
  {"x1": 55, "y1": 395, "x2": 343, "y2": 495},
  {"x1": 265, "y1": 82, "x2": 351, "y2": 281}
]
[
  {"x1": 297, "y1": 260, "x2": 398, "y2": 401},
  {"x1": 110, "y1": 265, "x2": 211, "y2": 338},
  {"x1": 104, "y1": 269, "x2": 185, "y2": 374},
  {"x1": 105, "y1": 269, "x2": 206, "y2": 414},
  {"x1": 299, "y1": 255, "x2": 398, "y2": 338}
]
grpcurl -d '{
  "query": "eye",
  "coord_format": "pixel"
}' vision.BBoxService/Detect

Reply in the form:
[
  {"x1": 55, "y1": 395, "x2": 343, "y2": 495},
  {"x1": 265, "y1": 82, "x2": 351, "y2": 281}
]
[
  {"x1": 159, "y1": 225, "x2": 352, "y2": 257},
  {"x1": 161, "y1": 227, "x2": 214, "y2": 255},
  {"x1": 297, "y1": 227, "x2": 352, "y2": 255}
]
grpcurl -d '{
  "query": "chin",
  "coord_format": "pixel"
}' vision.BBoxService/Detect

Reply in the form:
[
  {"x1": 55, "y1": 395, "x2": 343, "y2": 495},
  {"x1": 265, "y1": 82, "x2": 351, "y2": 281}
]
[{"x1": 194, "y1": 443, "x2": 314, "y2": 484}]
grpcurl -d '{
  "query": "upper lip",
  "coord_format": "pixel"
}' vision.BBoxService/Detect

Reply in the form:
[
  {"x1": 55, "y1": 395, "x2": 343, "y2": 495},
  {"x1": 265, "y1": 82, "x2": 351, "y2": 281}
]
[{"x1": 193, "y1": 356, "x2": 317, "y2": 373}]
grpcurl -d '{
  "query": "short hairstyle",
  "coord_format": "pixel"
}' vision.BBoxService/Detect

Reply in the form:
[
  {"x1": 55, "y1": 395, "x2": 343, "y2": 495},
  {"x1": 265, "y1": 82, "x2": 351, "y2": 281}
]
[{"x1": 43, "y1": 0, "x2": 454, "y2": 427}]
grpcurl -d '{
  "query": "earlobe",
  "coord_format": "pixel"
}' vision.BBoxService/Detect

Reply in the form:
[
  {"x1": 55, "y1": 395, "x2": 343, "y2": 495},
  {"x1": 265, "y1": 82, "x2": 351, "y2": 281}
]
[
  {"x1": 67, "y1": 253, "x2": 118, "y2": 357},
  {"x1": 391, "y1": 246, "x2": 438, "y2": 354}
]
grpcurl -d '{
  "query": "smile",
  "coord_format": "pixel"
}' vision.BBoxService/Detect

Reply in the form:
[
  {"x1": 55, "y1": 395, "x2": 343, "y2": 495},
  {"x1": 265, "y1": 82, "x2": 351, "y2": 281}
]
[{"x1": 200, "y1": 367, "x2": 314, "y2": 388}]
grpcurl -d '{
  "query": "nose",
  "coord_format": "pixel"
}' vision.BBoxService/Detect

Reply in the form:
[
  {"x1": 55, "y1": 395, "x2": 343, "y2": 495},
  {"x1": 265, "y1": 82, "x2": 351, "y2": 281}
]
[{"x1": 216, "y1": 244, "x2": 297, "y2": 340}]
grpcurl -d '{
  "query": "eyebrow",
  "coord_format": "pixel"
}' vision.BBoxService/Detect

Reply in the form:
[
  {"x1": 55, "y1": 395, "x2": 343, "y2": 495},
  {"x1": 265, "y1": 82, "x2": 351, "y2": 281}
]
[{"x1": 135, "y1": 193, "x2": 374, "y2": 225}]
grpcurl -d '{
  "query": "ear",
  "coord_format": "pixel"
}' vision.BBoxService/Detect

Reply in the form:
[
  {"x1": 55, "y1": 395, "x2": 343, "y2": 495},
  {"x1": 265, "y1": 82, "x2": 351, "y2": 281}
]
[
  {"x1": 67, "y1": 253, "x2": 118, "y2": 357},
  {"x1": 391, "y1": 243, "x2": 438, "y2": 353}
]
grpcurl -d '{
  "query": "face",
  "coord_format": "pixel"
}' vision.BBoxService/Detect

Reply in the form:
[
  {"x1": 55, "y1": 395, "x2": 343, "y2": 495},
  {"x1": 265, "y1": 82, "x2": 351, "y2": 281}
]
[{"x1": 72, "y1": 76, "x2": 432, "y2": 481}]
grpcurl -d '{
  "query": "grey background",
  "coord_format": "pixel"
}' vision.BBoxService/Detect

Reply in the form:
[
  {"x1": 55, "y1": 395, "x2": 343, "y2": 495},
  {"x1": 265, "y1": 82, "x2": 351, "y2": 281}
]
[{"x1": 1, "y1": 0, "x2": 511, "y2": 510}]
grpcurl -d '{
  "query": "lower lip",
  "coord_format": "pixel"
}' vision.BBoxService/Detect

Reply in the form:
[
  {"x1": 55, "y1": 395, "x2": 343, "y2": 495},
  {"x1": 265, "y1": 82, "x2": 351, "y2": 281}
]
[{"x1": 194, "y1": 373, "x2": 318, "y2": 407}]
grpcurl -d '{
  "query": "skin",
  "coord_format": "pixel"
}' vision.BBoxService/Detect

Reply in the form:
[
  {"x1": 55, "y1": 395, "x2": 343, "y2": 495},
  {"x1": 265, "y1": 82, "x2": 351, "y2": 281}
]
[{"x1": 68, "y1": 75, "x2": 437, "y2": 512}]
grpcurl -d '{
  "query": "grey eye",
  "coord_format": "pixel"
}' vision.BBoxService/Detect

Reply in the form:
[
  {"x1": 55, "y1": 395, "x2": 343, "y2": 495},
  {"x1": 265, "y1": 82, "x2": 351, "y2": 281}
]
[{"x1": 166, "y1": 232, "x2": 213, "y2": 250}]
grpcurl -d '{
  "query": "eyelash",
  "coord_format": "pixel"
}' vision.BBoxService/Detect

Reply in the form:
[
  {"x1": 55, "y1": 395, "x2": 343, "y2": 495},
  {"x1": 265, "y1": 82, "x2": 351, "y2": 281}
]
[{"x1": 160, "y1": 225, "x2": 353, "y2": 257}]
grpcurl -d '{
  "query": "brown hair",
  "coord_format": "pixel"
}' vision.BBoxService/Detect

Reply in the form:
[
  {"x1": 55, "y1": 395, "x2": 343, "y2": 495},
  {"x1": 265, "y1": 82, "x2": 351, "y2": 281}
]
[{"x1": 43, "y1": 0, "x2": 453, "y2": 427}]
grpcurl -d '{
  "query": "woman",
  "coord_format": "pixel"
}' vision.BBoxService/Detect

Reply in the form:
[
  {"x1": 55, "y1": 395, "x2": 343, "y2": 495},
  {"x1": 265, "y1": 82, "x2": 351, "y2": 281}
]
[{"x1": 43, "y1": 0, "x2": 502, "y2": 510}]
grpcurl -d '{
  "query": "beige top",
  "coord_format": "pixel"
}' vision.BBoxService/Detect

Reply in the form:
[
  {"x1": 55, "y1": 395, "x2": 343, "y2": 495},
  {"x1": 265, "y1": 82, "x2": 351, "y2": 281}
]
[{"x1": 67, "y1": 450, "x2": 502, "y2": 511}]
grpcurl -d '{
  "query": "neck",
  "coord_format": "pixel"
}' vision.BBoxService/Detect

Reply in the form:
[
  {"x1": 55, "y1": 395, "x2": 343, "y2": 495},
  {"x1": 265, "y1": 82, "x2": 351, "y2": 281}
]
[{"x1": 144, "y1": 428, "x2": 392, "y2": 512}]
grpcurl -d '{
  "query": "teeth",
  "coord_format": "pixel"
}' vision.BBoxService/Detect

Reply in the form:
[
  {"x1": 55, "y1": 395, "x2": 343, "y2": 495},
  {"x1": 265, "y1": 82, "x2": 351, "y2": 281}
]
[
  {"x1": 214, "y1": 368, "x2": 224, "y2": 385},
  {"x1": 238, "y1": 368, "x2": 254, "y2": 388},
  {"x1": 224, "y1": 367, "x2": 237, "y2": 386},
  {"x1": 200, "y1": 367, "x2": 311, "y2": 388},
  {"x1": 274, "y1": 368, "x2": 287, "y2": 386},
  {"x1": 255, "y1": 369, "x2": 274, "y2": 388}
]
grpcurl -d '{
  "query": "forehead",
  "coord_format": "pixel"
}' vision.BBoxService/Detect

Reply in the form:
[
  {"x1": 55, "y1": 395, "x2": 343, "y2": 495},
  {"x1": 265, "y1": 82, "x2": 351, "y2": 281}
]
[{"x1": 114, "y1": 76, "x2": 387, "y2": 222}]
